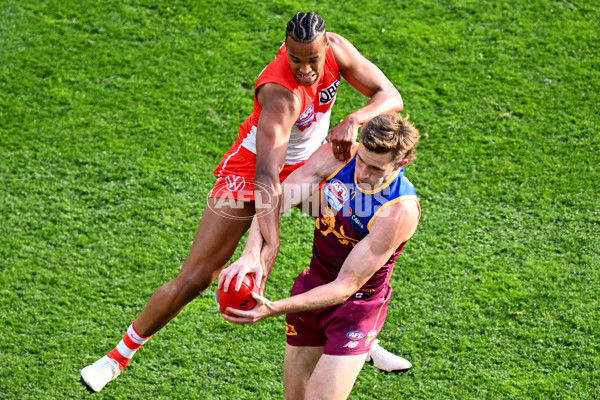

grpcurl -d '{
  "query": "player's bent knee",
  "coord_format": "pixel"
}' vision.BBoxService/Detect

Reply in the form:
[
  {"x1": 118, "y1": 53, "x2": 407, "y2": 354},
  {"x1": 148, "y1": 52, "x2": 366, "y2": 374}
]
[
  {"x1": 183, "y1": 276, "x2": 213, "y2": 297},
  {"x1": 175, "y1": 269, "x2": 216, "y2": 300}
]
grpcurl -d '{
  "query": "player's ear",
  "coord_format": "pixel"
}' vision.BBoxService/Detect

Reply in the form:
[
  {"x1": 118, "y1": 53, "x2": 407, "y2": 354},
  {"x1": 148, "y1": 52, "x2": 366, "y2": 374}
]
[{"x1": 396, "y1": 159, "x2": 409, "y2": 170}]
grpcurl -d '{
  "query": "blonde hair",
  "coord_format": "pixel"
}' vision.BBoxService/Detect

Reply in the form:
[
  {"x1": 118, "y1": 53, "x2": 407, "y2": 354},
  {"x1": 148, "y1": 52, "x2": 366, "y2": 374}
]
[{"x1": 360, "y1": 113, "x2": 420, "y2": 164}]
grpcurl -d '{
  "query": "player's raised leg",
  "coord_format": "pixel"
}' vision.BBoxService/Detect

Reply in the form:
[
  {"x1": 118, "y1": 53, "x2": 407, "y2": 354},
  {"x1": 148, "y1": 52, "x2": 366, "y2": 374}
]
[
  {"x1": 81, "y1": 199, "x2": 254, "y2": 392},
  {"x1": 283, "y1": 344, "x2": 323, "y2": 400},
  {"x1": 304, "y1": 353, "x2": 368, "y2": 400},
  {"x1": 133, "y1": 200, "x2": 254, "y2": 335}
]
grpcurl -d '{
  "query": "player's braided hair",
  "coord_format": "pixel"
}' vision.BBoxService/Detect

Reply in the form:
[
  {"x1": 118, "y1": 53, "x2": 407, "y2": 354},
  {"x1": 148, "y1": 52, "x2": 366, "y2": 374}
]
[
  {"x1": 361, "y1": 114, "x2": 420, "y2": 164},
  {"x1": 286, "y1": 12, "x2": 326, "y2": 43}
]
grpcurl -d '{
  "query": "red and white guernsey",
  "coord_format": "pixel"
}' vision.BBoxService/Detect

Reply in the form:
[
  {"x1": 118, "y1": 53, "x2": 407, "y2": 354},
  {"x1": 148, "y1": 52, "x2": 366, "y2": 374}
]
[
  {"x1": 210, "y1": 43, "x2": 341, "y2": 199},
  {"x1": 239, "y1": 43, "x2": 341, "y2": 164}
]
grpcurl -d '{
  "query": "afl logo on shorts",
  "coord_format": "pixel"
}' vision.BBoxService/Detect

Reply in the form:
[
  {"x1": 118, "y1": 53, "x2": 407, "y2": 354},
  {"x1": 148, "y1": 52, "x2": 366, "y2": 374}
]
[
  {"x1": 346, "y1": 330, "x2": 365, "y2": 340},
  {"x1": 296, "y1": 104, "x2": 314, "y2": 128},
  {"x1": 325, "y1": 179, "x2": 349, "y2": 211}
]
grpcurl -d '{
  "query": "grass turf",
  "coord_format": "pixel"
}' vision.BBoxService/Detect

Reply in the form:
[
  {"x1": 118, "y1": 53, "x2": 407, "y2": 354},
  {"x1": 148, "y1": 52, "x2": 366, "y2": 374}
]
[{"x1": 1, "y1": 0, "x2": 598, "y2": 398}]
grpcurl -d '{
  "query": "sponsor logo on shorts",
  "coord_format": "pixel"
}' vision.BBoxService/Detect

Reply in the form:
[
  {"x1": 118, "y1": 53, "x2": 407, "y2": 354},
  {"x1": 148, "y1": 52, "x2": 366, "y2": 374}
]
[
  {"x1": 346, "y1": 330, "x2": 365, "y2": 340},
  {"x1": 285, "y1": 322, "x2": 297, "y2": 336},
  {"x1": 320, "y1": 80, "x2": 340, "y2": 105},
  {"x1": 343, "y1": 341, "x2": 359, "y2": 348},
  {"x1": 325, "y1": 179, "x2": 349, "y2": 211},
  {"x1": 366, "y1": 330, "x2": 377, "y2": 346}
]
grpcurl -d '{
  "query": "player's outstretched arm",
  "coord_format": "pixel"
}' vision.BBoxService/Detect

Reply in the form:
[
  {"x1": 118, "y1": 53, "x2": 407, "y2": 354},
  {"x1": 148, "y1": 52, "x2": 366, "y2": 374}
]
[
  {"x1": 219, "y1": 84, "x2": 300, "y2": 295},
  {"x1": 253, "y1": 83, "x2": 303, "y2": 283},
  {"x1": 330, "y1": 198, "x2": 420, "y2": 297},
  {"x1": 279, "y1": 142, "x2": 346, "y2": 214},
  {"x1": 223, "y1": 198, "x2": 419, "y2": 325},
  {"x1": 218, "y1": 217, "x2": 265, "y2": 293},
  {"x1": 327, "y1": 32, "x2": 403, "y2": 160},
  {"x1": 219, "y1": 143, "x2": 344, "y2": 296}
]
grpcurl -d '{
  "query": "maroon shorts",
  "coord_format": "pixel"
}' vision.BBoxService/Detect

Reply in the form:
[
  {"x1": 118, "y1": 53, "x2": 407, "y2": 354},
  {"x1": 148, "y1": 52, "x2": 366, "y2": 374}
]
[
  {"x1": 285, "y1": 270, "x2": 392, "y2": 356},
  {"x1": 209, "y1": 142, "x2": 305, "y2": 200}
]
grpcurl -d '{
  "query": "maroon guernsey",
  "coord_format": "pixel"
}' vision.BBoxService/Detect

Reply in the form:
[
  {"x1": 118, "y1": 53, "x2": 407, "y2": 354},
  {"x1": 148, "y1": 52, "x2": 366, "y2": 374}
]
[{"x1": 306, "y1": 152, "x2": 420, "y2": 298}]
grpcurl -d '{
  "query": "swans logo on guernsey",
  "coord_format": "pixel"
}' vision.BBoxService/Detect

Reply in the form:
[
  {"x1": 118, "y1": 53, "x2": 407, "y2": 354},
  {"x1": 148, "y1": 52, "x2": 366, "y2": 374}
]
[
  {"x1": 325, "y1": 179, "x2": 349, "y2": 211},
  {"x1": 296, "y1": 104, "x2": 314, "y2": 128}
]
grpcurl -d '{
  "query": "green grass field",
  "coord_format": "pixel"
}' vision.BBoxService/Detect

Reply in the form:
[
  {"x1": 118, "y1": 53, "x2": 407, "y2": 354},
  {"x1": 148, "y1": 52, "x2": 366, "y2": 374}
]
[{"x1": 1, "y1": 0, "x2": 599, "y2": 398}]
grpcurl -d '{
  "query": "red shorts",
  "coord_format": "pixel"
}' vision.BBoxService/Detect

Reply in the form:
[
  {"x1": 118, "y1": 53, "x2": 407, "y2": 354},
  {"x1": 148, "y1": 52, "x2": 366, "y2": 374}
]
[
  {"x1": 209, "y1": 142, "x2": 305, "y2": 200},
  {"x1": 285, "y1": 270, "x2": 392, "y2": 356}
]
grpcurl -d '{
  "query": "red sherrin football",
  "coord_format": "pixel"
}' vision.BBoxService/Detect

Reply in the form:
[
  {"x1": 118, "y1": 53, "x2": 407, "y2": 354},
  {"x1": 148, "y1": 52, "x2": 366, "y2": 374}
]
[{"x1": 216, "y1": 274, "x2": 259, "y2": 315}]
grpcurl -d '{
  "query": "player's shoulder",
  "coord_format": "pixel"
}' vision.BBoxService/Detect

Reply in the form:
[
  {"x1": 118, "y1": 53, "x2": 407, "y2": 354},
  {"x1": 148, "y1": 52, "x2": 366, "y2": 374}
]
[
  {"x1": 257, "y1": 82, "x2": 301, "y2": 110},
  {"x1": 327, "y1": 32, "x2": 362, "y2": 69},
  {"x1": 368, "y1": 196, "x2": 419, "y2": 242},
  {"x1": 390, "y1": 197, "x2": 420, "y2": 217},
  {"x1": 327, "y1": 32, "x2": 353, "y2": 53},
  {"x1": 326, "y1": 32, "x2": 343, "y2": 44},
  {"x1": 373, "y1": 193, "x2": 419, "y2": 225}
]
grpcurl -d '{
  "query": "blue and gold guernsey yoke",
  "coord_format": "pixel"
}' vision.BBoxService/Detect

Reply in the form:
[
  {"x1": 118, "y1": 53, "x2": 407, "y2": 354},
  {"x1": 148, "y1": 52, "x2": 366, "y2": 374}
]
[{"x1": 308, "y1": 149, "x2": 420, "y2": 296}]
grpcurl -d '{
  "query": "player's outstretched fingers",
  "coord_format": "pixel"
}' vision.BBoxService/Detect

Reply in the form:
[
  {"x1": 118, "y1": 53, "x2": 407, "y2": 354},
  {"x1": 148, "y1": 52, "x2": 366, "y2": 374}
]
[
  {"x1": 340, "y1": 141, "x2": 351, "y2": 161},
  {"x1": 222, "y1": 308, "x2": 253, "y2": 325},
  {"x1": 253, "y1": 268, "x2": 263, "y2": 291},
  {"x1": 216, "y1": 274, "x2": 260, "y2": 315},
  {"x1": 332, "y1": 142, "x2": 343, "y2": 160},
  {"x1": 220, "y1": 269, "x2": 235, "y2": 293},
  {"x1": 234, "y1": 271, "x2": 247, "y2": 291}
]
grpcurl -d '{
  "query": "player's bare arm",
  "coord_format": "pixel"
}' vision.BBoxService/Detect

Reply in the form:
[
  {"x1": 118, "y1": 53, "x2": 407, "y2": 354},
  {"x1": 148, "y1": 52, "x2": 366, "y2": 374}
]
[
  {"x1": 327, "y1": 32, "x2": 403, "y2": 160},
  {"x1": 223, "y1": 198, "x2": 420, "y2": 325},
  {"x1": 219, "y1": 143, "x2": 345, "y2": 294},
  {"x1": 217, "y1": 217, "x2": 264, "y2": 292},
  {"x1": 279, "y1": 142, "x2": 349, "y2": 214},
  {"x1": 254, "y1": 83, "x2": 303, "y2": 273}
]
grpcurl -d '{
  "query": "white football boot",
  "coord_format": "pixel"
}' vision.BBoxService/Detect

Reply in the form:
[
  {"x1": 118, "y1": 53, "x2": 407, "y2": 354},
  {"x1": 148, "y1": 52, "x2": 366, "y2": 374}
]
[
  {"x1": 365, "y1": 340, "x2": 412, "y2": 373},
  {"x1": 81, "y1": 356, "x2": 121, "y2": 392}
]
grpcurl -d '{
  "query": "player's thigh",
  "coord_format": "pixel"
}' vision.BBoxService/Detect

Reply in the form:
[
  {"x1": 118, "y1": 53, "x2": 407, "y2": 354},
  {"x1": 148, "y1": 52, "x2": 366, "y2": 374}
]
[
  {"x1": 283, "y1": 344, "x2": 323, "y2": 400},
  {"x1": 180, "y1": 199, "x2": 254, "y2": 281},
  {"x1": 305, "y1": 353, "x2": 368, "y2": 400}
]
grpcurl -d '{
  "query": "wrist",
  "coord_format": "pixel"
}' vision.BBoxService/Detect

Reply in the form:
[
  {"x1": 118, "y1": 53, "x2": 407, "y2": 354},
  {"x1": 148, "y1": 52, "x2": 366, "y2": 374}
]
[
  {"x1": 267, "y1": 300, "x2": 285, "y2": 318},
  {"x1": 344, "y1": 114, "x2": 361, "y2": 129},
  {"x1": 263, "y1": 239, "x2": 280, "y2": 251},
  {"x1": 242, "y1": 246, "x2": 261, "y2": 258}
]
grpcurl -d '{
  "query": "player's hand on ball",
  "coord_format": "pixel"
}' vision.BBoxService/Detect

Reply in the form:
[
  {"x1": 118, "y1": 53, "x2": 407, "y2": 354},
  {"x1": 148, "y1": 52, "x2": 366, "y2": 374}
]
[
  {"x1": 218, "y1": 254, "x2": 262, "y2": 293},
  {"x1": 216, "y1": 273, "x2": 260, "y2": 315},
  {"x1": 222, "y1": 292, "x2": 277, "y2": 325}
]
